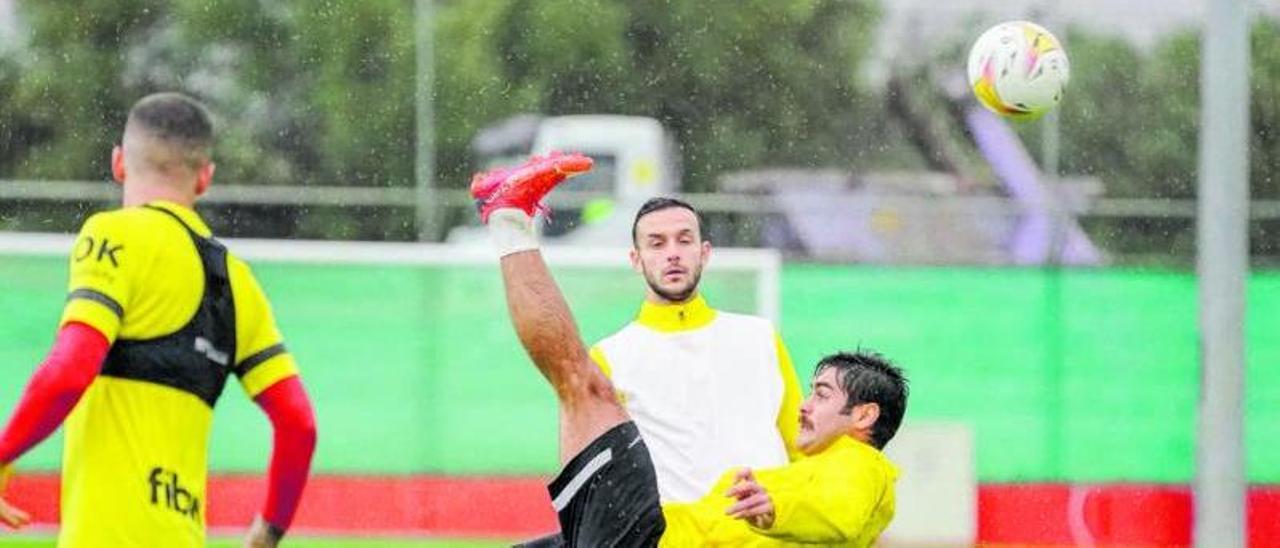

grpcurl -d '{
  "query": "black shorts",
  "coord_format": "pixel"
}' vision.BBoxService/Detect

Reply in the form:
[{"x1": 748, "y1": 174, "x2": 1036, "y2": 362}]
[{"x1": 542, "y1": 421, "x2": 665, "y2": 547}]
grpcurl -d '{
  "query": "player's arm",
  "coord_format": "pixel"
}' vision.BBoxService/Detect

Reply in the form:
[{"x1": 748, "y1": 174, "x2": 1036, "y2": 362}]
[
  {"x1": 245, "y1": 375, "x2": 315, "y2": 547},
  {"x1": 773, "y1": 333, "x2": 803, "y2": 461},
  {"x1": 743, "y1": 460, "x2": 888, "y2": 542},
  {"x1": 0, "y1": 324, "x2": 110, "y2": 466},
  {"x1": 0, "y1": 322, "x2": 110, "y2": 529},
  {"x1": 0, "y1": 214, "x2": 132, "y2": 528},
  {"x1": 230, "y1": 260, "x2": 316, "y2": 544}
]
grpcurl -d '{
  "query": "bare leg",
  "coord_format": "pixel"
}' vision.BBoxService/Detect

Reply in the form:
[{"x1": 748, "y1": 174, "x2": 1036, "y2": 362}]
[{"x1": 499, "y1": 250, "x2": 629, "y2": 464}]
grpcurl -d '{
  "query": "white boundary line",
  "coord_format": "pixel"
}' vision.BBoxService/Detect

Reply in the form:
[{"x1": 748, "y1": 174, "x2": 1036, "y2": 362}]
[{"x1": 0, "y1": 232, "x2": 782, "y2": 324}]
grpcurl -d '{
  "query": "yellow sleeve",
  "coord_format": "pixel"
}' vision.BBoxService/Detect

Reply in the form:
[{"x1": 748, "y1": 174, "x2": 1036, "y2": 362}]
[
  {"x1": 659, "y1": 470, "x2": 754, "y2": 546},
  {"x1": 774, "y1": 333, "x2": 803, "y2": 461},
  {"x1": 228, "y1": 257, "x2": 298, "y2": 397},
  {"x1": 59, "y1": 212, "x2": 138, "y2": 342},
  {"x1": 589, "y1": 345, "x2": 628, "y2": 405},
  {"x1": 658, "y1": 502, "x2": 709, "y2": 547},
  {"x1": 589, "y1": 345, "x2": 612, "y2": 378},
  {"x1": 753, "y1": 457, "x2": 889, "y2": 543}
]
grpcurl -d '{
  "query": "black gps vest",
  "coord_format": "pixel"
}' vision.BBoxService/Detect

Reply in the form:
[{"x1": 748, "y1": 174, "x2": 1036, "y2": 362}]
[{"x1": 99, "y1": 205, "x2": 237, "y2": 408}]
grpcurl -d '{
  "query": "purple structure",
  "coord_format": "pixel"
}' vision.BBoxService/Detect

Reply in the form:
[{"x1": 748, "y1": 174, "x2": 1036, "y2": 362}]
[{"x1": 965, "y1": 106, "x2": 1103, "y2": 265}]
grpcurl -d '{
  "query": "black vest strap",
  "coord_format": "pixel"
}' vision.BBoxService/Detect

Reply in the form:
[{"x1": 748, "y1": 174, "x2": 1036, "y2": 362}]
[{"x1": 100, "y1": 206, "x2": 237, "y2": 408}]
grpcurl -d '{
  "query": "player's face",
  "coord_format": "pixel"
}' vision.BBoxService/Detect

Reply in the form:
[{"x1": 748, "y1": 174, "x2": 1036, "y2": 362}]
[
  {"x1": 630, "y1": 207, "x2": 710, "y2": 304},
  {"x1": 797, "y1": 367, "x2": 864, "y2": 455}
]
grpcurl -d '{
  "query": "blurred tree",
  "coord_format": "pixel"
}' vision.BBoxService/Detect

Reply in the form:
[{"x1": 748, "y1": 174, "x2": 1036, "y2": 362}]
[
  {"x1": 1251, "y1": 18, "x2": 1279, "y2": 201},
  {"x1": 156, "y1": 0, "x2": 417, "y2": 238},
  {"x1": 3, "y1": 0, "x2": 883, "y2": 211},
  {"x1": 0, "y1": 0, "x2": 1274, "y2": 254},
  {"x1": 436, "y1": 0, "x2": 884, "y2": 191},
  {"x1": 1012, "y1": 20, "x2": 1278, "y2": 259},
  {"x1": 5, "y1": 0, "x2": 164, "y2": 180},
  {"x1": 1248, "y1": 17, "x2": 1279, "y2": 256},
  {"x1": 982, "y1": 19, "x2": 1276, "y2": 206},
  {"x1": 3, "y1": 0, "x2": 420, "y2": 238},
  {"x1": 0, "y1": 56, "x2": 47, "y2": 175}
]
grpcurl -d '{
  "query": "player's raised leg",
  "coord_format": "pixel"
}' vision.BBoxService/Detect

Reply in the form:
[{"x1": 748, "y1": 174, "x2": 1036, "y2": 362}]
[
  {"x1": 499, "y1": 244, "x2": 630, "y2": 463},
  {"x1": 474, "y1": 153, "x2": 665, "y2": 546},
  {"x1": 473, "y1": 153, "x2": 627, "y2": 463}
]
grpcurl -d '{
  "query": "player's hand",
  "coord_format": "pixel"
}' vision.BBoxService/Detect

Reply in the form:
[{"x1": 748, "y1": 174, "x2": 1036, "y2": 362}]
[
  {"x1": 724, "y1": 467, "x2": 775, "y2": 530},
  {"x1": 243, "y1": 515, "x2": 283, "y2": 548},
  {"x1": 0, "y1": 464, "x2": 31, "y2": 529}
]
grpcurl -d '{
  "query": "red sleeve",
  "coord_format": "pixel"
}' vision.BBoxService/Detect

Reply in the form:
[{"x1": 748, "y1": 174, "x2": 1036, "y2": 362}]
[
  {"x1": 0, "y1": 322, "x2": 109, "y2": 464},
  {"x1": 253, "y1": 376, "x2": 317, "y2": 531}
]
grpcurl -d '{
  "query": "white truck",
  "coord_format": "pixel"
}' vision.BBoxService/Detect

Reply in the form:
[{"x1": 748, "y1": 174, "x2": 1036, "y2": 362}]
[{"x1": 454, "y1": 110, "x2": 1101, "y2": 265}]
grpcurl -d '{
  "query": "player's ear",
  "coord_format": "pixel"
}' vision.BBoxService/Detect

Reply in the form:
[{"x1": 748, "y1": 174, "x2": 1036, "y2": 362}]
[
  {"x1": 852, "y1": 402, "x2": 880, "y2": 432},
  {"x1": 629, "y1": 247, "x2": 642, "y2": 274},
  {"x1": 700, "y1": 240, "x2": 711, "y2": 263},
  {"x1": 111, "y1": 146, "x2": 126, "y2": 185},
  {"x1": 194, "y1": 162, "x2": 215, "y2": 197}
]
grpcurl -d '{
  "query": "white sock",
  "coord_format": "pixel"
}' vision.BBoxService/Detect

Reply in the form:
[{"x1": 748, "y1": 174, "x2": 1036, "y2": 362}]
[{"x1": 487, "y1": 208, "x2": 539, "y2": 257}]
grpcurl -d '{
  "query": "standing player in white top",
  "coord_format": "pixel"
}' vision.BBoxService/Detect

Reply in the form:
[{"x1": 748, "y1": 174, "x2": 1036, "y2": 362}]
[{"x1": 589, "y1": 197, "x2": 803, "y2": 503}]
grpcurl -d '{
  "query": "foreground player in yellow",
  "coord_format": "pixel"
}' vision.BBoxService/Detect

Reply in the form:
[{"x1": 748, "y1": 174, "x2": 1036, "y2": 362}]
[
  {"x1": 474, "y1": 154, "x2": 907, "y2": 547},
  {"x1": 658, "y1": 350, "x2": 902, "y2": 546},
  {"x1": 0, "y1": 93, "x2": 317, "y2": 547}
]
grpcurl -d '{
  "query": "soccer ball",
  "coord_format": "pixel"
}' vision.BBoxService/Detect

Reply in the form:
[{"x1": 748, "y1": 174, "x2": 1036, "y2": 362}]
[{"x1": 966, "y1": 21, "x2": 1070, "y2": 120}]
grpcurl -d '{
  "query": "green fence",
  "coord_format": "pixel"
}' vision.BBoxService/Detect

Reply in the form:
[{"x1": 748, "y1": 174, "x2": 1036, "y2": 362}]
[
  {"x1": 0, "y1": 253, "x2": 761, "y2": 475},
  {"x1": 781, "y1": 266, "x2": 1278, "y2": 483},
  {"x1": 1, "y1": 254, "x2": 1276, "y2": 483}
]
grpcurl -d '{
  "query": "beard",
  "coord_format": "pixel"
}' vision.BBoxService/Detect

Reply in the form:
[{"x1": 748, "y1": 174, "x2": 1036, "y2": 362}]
[{"x1": 643, "y1": 263, "x2": 703, "y2": 303}]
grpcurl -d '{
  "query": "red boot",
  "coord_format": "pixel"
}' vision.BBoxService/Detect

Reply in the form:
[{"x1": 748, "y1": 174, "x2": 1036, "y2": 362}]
[{"x1": 470, "y1": 152, "x2": 594, "y2": 223}]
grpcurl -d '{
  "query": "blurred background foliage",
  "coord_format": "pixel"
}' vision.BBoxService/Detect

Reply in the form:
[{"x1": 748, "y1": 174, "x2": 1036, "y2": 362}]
[{"x1": 0, "y1": 0, "x2": 1275, "y2": 257}]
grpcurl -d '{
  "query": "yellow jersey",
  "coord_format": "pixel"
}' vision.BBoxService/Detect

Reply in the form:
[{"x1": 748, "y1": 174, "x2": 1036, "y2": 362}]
[
  {"x1": 57, "y1": 201, "x2": 298, "y2": 547},
  {"x1": 660, "y1": 437, "x2": 898, "y2": 547}
]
